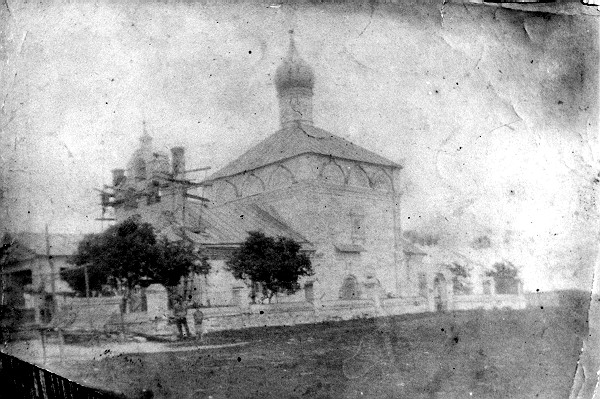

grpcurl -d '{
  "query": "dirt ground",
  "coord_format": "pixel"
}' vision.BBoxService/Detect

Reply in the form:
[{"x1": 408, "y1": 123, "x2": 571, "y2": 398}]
[{"x1": 51, "y1": 307, "x2": 586, "y2": 399}]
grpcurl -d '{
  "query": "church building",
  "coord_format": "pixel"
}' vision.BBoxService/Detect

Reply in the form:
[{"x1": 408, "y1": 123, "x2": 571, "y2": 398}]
[{"x1": 107, "y1": 36, "x2": 524, "y2": 315}]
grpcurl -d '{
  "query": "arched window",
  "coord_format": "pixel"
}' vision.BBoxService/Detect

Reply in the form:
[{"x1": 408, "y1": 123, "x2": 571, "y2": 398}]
[
  {"x1": 268, "y1": 166, "x2": 295, "y2": 189},
  {"x1": 215, "y1": 180, "x2": 238, "y2": 203},
  {"x1": 347, "y1": 166, "x2": 370, "y2": 188},
  {"x1": 241, "y1": 175, "x2": 264, "y2": 197},
  {"x1": 370, "y1": 170, "x2": 393, "y2": 192},
  {"x1": 319, "y1": 162, "x2": 345, "y2": 185},
  {"x1": 339, "y1": 275, "x2": 361, "y2": 300},
  {"x1": 304, "y1": 282, "x2": 314, "y2": 303}
]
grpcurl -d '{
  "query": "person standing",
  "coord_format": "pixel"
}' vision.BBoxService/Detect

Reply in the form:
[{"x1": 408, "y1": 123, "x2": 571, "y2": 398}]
[
  {"x1": 193, "y1": 308, "x2": 204, "y2": 342},
  {"x1": 172, "y1": 296, "x2": 190, "y2": 340}
]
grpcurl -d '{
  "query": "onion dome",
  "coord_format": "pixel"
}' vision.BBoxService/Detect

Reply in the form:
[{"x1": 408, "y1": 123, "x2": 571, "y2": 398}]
[
  {"x1": 274, "y1": 33, "x2": 315, "y2": 94},
  {"x1": 275, "y1": 32, "x2": 315, "y2": 127}
]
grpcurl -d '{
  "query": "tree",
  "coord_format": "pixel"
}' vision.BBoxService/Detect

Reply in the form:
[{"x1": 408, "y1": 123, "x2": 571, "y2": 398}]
[
  {"x1": 60, "y1": 256, "x2": 111, "y2": 296},
  {"x1": 225, "y1": 231, "x2": 313, "y2": 303},
  {"x1": 62, "y1": 216, "x2": 210, "y2": 300},
  {"x1": 0, "y1": 233, "x2": 15, "y2": 265},
  {"x1": 446, "y1": 262, "x2": 472, "y2": 295},
  {"x1": 0, "y1": 233, "x2": 16, "y2": 307},
  {"x1": 486, "y1": 261, "x2": 520, "y2": 295},
  {"x1": 149, "y1": 236, "x2": 210, "y2": 287}
]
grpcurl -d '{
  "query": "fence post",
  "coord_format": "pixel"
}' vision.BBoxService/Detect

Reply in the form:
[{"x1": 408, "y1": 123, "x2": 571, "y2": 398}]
[
  {"x1": 40, "y1": 328, "x2": 46, "y2": 365},
  {"x1": 58, "y1": 328, "x2": 64, "y2": 364}
]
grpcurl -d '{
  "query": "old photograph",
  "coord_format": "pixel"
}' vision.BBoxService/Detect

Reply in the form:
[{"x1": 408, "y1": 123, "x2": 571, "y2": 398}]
[{"x1": 1, "y1": 0, "x2": 599, "y2": 398}]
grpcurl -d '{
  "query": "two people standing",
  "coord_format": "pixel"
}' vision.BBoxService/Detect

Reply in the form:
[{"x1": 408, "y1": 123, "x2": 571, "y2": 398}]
[{"x1": 172, "y1": 296, "x2": 204, "y2": 341}]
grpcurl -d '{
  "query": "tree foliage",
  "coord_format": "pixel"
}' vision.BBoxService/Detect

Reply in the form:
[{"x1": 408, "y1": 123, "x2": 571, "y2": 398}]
[
  {"x1": 486, "y1": 261, "x2": 519, "y2": 280},
  {"x1": 149, "y1": 237, "x2": 210, "y2": 287},
  {"x1": 0, "y1": 233, "x2": 16, "y2": 267},
  {"x1": 446, "y1": 262, "x2": 472, "y2": 295},
  {"x1": 225, "y1": 231, "x2": 313, "y2": 303},
  {"x1": 62, "y1": 216, "x2": 210, "y2": 296},
  {"x1": 486, "y1": 261, "x2": 520, "y2": 295}
]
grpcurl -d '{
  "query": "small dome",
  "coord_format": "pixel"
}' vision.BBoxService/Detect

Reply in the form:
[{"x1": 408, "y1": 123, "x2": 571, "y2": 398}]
[{"x1": 275, "y1": 37, "x2": 314, "y2": 93}]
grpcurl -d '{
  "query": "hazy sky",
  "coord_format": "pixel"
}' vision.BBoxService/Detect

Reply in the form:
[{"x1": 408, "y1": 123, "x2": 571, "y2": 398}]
[{"x1": 1, "y1": 1, "x2": 598, "y2": 291}]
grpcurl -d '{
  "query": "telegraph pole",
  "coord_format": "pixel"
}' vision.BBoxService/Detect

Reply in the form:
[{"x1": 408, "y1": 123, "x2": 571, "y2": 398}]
[
  {"x1": 84, "y1": 265, "x2": 90, "y2": 301},
  {"x1": 44, "y1": 224, "x2": 56, "y2": 316}
]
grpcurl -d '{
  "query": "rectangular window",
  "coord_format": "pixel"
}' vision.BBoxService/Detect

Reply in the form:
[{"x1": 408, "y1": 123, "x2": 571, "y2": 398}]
[{"x1": 351, "y1": 215, "x2": 365, "y2": 243}]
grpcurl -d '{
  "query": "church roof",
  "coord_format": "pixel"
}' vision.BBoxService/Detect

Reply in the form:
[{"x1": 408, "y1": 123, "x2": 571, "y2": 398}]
[
  {"x1": 173, "y1": 202, "x2": 311, "y2": 248},
  {"x1": 205, "y1": 122, "x2": 400, "y2": 182}
]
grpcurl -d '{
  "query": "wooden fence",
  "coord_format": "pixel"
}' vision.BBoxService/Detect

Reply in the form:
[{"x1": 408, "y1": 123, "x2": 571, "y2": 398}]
[{"x1": 0, "y1": 351, "x2": 126, "y2": 399}]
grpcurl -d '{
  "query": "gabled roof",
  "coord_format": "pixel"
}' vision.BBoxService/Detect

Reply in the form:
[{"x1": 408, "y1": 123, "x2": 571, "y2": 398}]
[
  {"x1": 7, "y1": 233, "x2": 83, "y2": 259},
  {"x1": 205, "y1": 122, "x2": 401, "y2": 182},
  {"x1": 168, "y1": 202, "x2": 311, "y2": 249}
]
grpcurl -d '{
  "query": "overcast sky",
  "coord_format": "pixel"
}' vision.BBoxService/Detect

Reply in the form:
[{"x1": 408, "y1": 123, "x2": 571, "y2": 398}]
[{"x1": 1, "y1": 1, "x2": 598, "y2": 291}]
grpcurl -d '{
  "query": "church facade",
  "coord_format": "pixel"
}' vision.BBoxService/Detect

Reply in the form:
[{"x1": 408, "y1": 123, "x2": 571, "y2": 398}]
[
  {"x1": 201, "y1": 37, "x2": 405, "y2": 305},
  {"x1": 107, "y1": 38, "x2": 525, "y2": 317}
]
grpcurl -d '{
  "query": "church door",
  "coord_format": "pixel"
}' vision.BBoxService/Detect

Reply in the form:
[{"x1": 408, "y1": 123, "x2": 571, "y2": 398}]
[
  {"x1": 340, "y1": 276, "x2": 361, "y2": 300},
  {"x1": 433, "y1": 273, "x2": 448, "y2": 312}
]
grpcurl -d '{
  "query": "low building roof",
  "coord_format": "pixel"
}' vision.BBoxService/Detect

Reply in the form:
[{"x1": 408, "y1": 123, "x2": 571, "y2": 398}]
[
  {"x1": 164, "y1": 202, "x2": 312, "y2": 250},
  {"x1": 5, "y1": 232, "x2": 83, "y2": 261},
  {"x1": 400, "y1": 238, "x2": 427, "y2": 255}
]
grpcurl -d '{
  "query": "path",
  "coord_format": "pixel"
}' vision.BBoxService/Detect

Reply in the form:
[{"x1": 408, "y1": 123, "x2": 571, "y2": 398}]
[{"x1": 2, "y1": 339, "x2": 249, "y2": 365}]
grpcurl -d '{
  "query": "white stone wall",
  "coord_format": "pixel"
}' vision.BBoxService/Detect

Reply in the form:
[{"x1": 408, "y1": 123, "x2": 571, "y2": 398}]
[
  {"x1": 219, "y1": 176, "x2": 401, "y2": 303},
  {"x1": 202, "y1": 260, "x2": 246, "y2": 307}
]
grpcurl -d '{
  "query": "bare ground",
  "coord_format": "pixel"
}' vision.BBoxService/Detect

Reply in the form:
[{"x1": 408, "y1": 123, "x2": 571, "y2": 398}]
[{"x1": 47, "y1": 307, "x2": 586, "y2": 399}]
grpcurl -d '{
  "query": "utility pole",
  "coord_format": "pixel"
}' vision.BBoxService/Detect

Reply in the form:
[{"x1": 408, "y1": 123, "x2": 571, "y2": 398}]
[
  {"x1": 44, "y1": 224, "x2": 56, "y2": 316},
  {"x1": 391, "y1": 169, "x2": 403, "y2": 297},
  {"x1": 84, "y1": 264, "x2": 90, "y2": 301},
  {"x1": 0, "y1": 234, "x2": 9, "y2": 307},
  {"x1": 178, "y1": 164, "x2": 211, "y2": 300},
  {"x1": 181, "y1": 168, "x2": 189, "y2": 300}
]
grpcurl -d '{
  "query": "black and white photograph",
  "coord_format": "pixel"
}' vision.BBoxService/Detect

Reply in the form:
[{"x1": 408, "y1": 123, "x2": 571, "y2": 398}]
[{"x1": 1, "y1": 0, "x2": 599, "y2": 398}]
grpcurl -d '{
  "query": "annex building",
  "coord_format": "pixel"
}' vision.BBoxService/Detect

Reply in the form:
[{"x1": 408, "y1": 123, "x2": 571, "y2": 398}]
[{"x1": 106, "y1": 37, "x2": 525, "y2": 324}]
